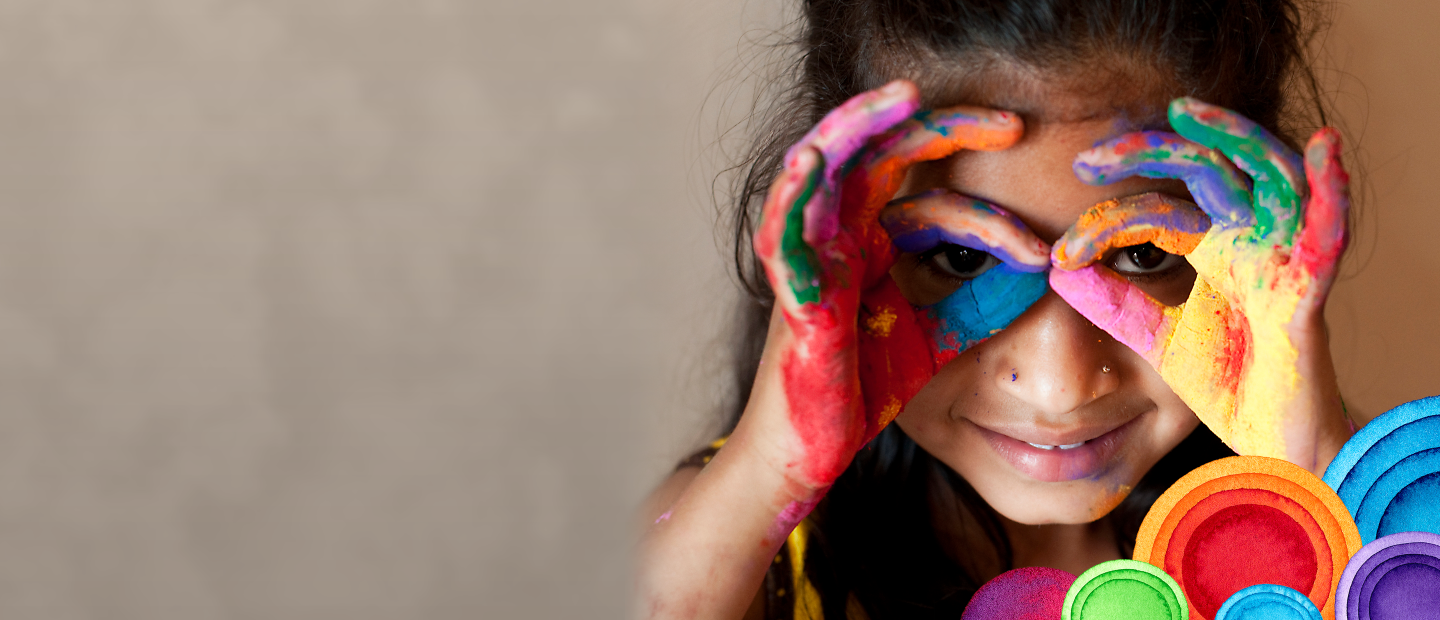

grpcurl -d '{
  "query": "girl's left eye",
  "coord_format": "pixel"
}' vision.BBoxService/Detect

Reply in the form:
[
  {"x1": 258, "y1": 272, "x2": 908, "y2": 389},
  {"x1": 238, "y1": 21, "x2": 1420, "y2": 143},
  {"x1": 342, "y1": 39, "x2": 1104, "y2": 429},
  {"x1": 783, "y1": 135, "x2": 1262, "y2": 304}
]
[{"x1": 1108, "y1": 242, "x2": 1184, "y2": 275}]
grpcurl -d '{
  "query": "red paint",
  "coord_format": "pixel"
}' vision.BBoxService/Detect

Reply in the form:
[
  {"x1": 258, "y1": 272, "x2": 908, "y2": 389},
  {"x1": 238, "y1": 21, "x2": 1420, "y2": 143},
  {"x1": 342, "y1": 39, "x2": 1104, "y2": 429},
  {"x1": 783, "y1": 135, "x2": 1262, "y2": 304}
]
[{"x1": 1166, "y1": 488, "x2": 1327, "y2": 619}]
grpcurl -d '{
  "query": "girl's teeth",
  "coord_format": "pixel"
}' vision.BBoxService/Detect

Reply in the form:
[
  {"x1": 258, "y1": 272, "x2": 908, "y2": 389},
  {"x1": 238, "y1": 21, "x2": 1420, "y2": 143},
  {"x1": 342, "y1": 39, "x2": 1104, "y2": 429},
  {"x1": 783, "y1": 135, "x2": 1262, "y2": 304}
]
[{"x1": 1026, "y1": 441, "x2": 1087, "y2": 450}]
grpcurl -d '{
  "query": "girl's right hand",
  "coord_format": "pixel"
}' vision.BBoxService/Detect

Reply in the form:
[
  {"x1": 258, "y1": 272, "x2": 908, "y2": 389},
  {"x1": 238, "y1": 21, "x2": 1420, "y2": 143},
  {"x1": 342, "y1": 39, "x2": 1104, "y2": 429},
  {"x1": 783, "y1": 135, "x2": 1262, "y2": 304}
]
[{"x1": 747, "y1": 81, "x2": 1025, "y2": 490}]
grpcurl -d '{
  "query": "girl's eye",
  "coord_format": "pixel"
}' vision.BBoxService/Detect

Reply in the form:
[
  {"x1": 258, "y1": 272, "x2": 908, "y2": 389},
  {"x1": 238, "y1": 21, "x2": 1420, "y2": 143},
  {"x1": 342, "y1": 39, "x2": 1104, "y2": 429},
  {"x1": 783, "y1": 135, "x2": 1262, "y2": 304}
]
[
  {"x1": 926, "y1": 244, "x2": 999, "y2": 279},
  {"x1": 1108, "y1": 242, "x2": 1184, "y2": 274}
]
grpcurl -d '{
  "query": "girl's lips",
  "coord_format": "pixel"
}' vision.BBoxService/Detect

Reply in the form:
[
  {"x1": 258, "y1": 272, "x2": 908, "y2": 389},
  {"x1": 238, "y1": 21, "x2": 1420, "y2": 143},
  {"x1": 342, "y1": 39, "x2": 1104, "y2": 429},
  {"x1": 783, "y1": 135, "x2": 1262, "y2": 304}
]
[{"x1": 973, "y1": 416, "x2": 1140, "y2": 482}]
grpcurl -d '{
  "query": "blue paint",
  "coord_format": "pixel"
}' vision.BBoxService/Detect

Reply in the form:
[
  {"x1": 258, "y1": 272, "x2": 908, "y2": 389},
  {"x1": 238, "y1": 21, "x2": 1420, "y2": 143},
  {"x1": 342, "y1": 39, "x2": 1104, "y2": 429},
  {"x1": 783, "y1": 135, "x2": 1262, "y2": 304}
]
[{"x1": 925, "y1": 263, "x2": 1048, "y2": 355}]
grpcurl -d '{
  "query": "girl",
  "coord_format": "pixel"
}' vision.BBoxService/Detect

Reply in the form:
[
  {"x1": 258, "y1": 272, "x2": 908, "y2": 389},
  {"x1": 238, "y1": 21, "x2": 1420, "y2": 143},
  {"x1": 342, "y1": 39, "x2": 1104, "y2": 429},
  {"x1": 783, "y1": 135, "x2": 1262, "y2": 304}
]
[{"x1": 639, "y1": 1, "x2": 1354, "y2": 618}]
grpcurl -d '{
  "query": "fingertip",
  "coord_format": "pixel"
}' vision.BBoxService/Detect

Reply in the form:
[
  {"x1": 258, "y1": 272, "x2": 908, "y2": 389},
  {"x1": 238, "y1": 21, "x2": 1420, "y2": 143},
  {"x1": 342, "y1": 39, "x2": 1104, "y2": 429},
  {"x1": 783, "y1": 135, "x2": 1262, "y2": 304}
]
[
  {"x1": 1304, "y1": 127, "x2": 1343, "y2": 170},
  {"x1": 880, "y1": 79, "x2": 919, "y2": 100},
  {"x1": 1071, "y1": 154, "x2": 1110, "y2": 186}
]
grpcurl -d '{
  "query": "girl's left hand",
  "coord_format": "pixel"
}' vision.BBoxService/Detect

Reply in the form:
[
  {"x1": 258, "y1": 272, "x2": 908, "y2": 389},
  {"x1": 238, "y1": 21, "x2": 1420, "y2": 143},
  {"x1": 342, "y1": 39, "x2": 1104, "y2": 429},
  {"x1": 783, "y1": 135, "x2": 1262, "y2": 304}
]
[{"x1": 1048, "y1": 98, "x2": 1352, "y2": 472}]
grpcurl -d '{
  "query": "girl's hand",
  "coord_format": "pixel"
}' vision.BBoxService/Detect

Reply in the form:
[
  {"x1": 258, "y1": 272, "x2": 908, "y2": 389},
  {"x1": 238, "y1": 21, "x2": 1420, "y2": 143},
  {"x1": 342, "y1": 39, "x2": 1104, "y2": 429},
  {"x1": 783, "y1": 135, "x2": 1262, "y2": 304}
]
[
  {"x1": 1048, "y1": 98, "x2": 1351, "y2": 471},
  {"x1": 751, "y1": 80, "x2": 1023, "y2": 488}
]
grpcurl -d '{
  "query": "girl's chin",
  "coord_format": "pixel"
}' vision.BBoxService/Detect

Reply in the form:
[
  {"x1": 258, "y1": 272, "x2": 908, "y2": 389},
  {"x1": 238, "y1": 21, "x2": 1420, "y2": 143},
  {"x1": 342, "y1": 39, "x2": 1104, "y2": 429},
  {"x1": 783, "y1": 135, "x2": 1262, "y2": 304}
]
[{"x1": 982, "y1": 477, "x2": 1135, "y2": 525}]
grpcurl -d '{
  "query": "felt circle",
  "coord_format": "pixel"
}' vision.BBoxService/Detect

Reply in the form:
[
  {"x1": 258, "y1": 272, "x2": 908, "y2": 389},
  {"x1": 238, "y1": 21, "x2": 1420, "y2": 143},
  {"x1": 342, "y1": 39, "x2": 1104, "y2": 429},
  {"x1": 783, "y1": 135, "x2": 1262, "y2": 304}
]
[
  {"x1": 1323, "y1": 395, "x2": 1440, "y2": 544},
  {"x1": 1214, "y1": 584, "x2": 1321, "y2": 620},
  {"x1": 962, "y1": 566, "x2": 1076, "y2": 620},
  {"x1": 1335, "y1": 531, "x2": 1440, "y2": 620},
  {"x1": 1168, "y1": 488, "x2": 1326, "y2": 617},
  {"x1": 1376, "y1": 472, "x2": 1440, "y2": 539},
  {"x1": 1063, "y1": 559, "x2": 1187, "y2": 620},
  {"x1": 1135, "y1": 457, "x2": 1361, "y2": 620}
]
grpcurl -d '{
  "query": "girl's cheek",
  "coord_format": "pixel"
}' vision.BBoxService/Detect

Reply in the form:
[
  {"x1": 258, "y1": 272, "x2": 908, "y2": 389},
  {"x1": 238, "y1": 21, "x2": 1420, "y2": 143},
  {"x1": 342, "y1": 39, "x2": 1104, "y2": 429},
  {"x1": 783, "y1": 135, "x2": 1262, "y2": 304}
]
[{"x1": 917, "y1": 265, "x2": 1048, "y2": 367}]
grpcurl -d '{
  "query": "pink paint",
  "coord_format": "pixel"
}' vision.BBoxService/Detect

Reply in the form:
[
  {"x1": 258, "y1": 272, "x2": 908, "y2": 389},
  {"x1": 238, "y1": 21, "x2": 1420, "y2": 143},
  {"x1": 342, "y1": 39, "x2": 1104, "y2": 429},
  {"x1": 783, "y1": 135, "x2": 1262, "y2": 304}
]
[
  {"x1": 767, "y1": 496, "x2": 822, "y2": 545},
  {"x1": 1048, "y1": 266, "x2": 1165, "y2": 359}
]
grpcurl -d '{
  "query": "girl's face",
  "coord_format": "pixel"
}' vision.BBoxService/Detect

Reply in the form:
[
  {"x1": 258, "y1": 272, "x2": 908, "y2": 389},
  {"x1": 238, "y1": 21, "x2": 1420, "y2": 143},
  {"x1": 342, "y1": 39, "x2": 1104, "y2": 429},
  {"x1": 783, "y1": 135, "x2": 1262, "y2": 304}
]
[{"x1": 891, "y1": 76, "x2": 1202, "y2": 525}]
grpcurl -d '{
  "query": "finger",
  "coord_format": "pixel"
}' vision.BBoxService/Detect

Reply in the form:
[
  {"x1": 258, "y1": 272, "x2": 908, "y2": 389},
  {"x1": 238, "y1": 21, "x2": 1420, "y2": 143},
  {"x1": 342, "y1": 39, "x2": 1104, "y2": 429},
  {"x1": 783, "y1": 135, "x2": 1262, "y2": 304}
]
[
  {"x1": 879, "y1": 189, "x2": 1051, "y2": 272},
  {"x1": 1169, "y1": 97, "x2": 1306, "y2": 241},
  {"x1": 755, "y1": 147, "x2": 825, "y2": 309},
  {"x1": 790, "y1": 81, "x2": 921, "y2": 246},
  {"x1": 1074, "y1": 131, "x2": 1256, "y2": 230},
  {"x1": 1048, "y1": 265, "x2": 1180, "y2": 366},
  {"x1": 1293, "y1": 128, "x2": 1350, "y2": 282},
  {"x1": 858, "y1": 278, "x2": 934, "y2": 439},
  {"x1": 1052, "y1": 193, "x2": 1211, "y2": 270},
  {"x1": 844, "y1": 106, "x2": 1024, "y2": 223}
]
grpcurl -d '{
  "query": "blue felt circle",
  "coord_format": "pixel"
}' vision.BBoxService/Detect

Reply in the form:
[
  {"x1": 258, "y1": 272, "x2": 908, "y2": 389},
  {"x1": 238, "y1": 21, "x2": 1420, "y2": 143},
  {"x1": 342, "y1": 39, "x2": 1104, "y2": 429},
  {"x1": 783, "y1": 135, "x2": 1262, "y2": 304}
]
[
  {"x1": 1377, "y1": 472, "x2": 1440, "y2": 539},
  {"x1": 1214, "y1": 584, "x2": 1320, "y2": 620},
  {"x1": 1355, "y1": 450, "x2": 1440, "y2": 540},
  {"x1": 1323, "y1": 395, "x2": 1440, "y2": 544}
]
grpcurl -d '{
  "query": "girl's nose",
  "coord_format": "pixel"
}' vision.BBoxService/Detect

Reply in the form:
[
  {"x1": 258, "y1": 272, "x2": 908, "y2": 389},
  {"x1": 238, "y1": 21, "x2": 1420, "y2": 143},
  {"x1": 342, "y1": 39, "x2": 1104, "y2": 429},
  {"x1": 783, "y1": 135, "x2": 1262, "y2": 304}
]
[{"x1": 989, "y1": 291, "x2": 1121, "y2": 416}]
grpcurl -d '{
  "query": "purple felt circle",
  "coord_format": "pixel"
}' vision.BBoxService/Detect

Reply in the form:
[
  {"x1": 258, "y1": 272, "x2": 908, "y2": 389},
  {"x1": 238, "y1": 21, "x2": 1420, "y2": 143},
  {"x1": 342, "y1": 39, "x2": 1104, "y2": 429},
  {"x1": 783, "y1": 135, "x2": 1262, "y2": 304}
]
[
  {"x1": 1337, "y1": 532, "x2": 1440, "y2": 620},
  {"x1": 1357, "y1": 554, "x2": 1440, "y2": 619},
  {"x1": 962, "y1": 567, "x2": 1076, "y2": 620},
  {"x1": 1368, "y1": 562, "x2": 1440, "y2": 620}
]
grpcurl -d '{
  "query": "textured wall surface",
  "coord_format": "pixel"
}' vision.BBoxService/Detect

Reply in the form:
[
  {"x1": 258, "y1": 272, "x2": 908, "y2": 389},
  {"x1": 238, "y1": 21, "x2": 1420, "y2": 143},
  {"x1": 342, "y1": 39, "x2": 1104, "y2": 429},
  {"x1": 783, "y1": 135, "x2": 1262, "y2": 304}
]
[{"x1": 0, "y1": 0, "x2": 1430, "y2": 618}]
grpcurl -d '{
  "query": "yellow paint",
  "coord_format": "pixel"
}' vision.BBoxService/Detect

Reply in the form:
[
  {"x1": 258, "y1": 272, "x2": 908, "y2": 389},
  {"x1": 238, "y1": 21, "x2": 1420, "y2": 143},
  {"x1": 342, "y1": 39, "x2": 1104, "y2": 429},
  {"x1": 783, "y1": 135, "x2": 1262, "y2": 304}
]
[
  {"x1": 864, "y1": 305, "x2": 897, "y2": 337},
  {"x1": 878, "y1": 394, "x2": 902, "y2": 427}
]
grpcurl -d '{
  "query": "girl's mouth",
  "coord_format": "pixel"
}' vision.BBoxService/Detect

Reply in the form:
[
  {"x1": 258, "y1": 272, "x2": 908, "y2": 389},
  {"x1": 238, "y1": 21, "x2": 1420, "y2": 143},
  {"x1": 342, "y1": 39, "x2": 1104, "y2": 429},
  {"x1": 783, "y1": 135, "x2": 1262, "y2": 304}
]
[{"x1": 972, "y1": 414, "x2": 1142, "y2": 482}]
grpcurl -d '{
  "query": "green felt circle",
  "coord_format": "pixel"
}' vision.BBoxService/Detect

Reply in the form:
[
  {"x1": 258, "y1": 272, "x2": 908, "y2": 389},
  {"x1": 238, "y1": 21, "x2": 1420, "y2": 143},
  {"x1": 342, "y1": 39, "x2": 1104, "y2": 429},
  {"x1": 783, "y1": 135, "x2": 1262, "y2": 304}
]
[{"x1": 1063, "y1": 559, "x2": 1188, "y2": 620}]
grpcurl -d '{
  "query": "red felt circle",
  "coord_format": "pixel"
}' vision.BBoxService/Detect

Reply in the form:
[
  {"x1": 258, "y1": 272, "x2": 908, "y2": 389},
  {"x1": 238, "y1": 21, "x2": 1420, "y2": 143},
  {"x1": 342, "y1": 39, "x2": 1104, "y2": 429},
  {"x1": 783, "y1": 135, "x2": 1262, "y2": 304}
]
[{"x1": 1181, "y1": 503, "x2": 1319, "y2": 619}]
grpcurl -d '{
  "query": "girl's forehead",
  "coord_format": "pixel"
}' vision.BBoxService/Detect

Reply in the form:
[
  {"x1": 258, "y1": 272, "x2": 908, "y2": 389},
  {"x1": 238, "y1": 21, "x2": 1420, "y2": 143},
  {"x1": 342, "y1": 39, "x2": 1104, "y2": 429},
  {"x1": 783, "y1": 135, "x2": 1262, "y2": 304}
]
[
  {"x1": 901, "y1": 114, "x2": 1188, "y2": 243},
  {"x1": 892, "y1": 62, "x2": 1190, "y2": 240}
]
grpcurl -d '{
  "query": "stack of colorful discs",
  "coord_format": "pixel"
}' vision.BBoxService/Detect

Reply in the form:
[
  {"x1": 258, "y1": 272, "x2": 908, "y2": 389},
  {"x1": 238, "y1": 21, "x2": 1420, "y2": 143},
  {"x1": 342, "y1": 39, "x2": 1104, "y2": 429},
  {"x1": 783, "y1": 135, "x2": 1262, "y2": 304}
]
[
  {"x1": 1214, "y1": 585, "x2": 1321, "y2": 620},
  {"x1": 1062, "y1": 559, "x2": 1187, "y2": 620},
  {"x1": 1323, "y1": 395, "x2": 1440, "y2": 544},
  {"x1": 1335, "y1": 531, "x2": 1440, "y2": 620},
  {"x1": 1133, "y1": 456, "x2": 1361, "y2": 620},
  {"x1": 962, "y1": 567, "x2": 1075, "y2": 620}
]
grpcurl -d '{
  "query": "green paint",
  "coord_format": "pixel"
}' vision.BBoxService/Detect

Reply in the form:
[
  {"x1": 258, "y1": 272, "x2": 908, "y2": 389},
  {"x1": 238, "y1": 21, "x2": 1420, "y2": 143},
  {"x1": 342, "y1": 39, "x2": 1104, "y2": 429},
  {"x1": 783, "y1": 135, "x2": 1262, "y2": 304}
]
[
  {"x1": 1169, "y1": 104, "x2": 1300, "y2": 242},
  {"x1": 782, "y1": 161, "x2": 823, "y2": 305}
]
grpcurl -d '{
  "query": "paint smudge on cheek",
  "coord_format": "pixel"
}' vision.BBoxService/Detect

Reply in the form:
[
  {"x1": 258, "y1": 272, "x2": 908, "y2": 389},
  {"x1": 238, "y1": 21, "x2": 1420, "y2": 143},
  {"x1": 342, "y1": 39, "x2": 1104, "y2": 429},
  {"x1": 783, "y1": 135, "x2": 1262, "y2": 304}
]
[{"x1": 920, "y1": 264, "x2": 1048, "y2": 367}]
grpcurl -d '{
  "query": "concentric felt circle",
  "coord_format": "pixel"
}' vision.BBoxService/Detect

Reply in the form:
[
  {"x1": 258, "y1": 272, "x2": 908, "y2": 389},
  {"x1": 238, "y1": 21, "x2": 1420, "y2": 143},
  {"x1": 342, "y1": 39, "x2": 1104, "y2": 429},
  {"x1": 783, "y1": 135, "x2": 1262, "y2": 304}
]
[
  {"x1": 1062, "y1": 559, "x2": 1187, "y2": 620},
  {"x1": 1214, "y1": 585, "x2": 1321, "y2": 620},
  {"x1": 1323, "y1": 395, "x2": 1440, "y2": 544},
  {"x1": 962, "y1": 567, "x2": 1075, "y2": 620},
  {"x1": 1134, "y1": 456, "x2": 1361, "y2": 620},
  {"x1": 1335, "y1": 531, "x2": 1440, "y2": 620}
]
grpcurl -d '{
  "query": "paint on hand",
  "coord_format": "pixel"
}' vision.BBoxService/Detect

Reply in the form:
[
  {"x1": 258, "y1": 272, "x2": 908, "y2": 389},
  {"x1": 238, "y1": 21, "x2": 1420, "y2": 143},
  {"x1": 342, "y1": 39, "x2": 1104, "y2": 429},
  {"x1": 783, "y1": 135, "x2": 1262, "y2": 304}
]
[
  {"x1": 1052, "y1": 100, "x2": 1350, "y2": 460},
  {"x1": 1051, "y1": 192, "x2": 1211, "y2": 270},
  {"x1": 753, "y1": 81, "x2": 1027, "y2": 487}
]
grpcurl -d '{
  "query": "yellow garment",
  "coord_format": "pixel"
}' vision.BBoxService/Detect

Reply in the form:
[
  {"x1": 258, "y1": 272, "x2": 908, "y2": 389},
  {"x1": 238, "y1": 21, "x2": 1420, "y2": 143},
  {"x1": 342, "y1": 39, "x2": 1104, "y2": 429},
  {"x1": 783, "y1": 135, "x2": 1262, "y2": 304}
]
[{"x1": 787, "y1": 519, "x2": 824, "y2": 620}]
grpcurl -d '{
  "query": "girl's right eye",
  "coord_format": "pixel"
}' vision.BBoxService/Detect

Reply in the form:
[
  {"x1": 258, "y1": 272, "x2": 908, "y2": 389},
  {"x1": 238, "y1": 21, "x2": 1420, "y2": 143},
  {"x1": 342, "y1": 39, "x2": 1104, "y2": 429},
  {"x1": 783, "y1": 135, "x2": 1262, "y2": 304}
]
[{"x1": 923, "y1": 244, "x2": 999, "y2": 279}]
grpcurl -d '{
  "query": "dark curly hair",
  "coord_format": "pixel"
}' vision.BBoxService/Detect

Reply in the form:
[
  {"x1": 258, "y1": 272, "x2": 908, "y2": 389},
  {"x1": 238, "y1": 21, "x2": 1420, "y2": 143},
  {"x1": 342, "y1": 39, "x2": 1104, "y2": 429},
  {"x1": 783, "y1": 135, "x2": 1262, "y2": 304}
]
[{"x1": 708, "y1": 1, "x2": 1335, "y2": 617}]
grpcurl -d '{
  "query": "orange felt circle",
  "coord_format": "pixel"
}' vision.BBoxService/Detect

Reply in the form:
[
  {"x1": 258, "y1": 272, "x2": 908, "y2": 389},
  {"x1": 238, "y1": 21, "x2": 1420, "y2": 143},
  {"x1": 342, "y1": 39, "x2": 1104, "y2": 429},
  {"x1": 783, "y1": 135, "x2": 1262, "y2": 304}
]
[
  {"x1": 1133, "y1": 457, "x2": 1362, "y2": 620},
  {"x1": 1164, "y1": 488, "x2": 1328, "y2": 617}
]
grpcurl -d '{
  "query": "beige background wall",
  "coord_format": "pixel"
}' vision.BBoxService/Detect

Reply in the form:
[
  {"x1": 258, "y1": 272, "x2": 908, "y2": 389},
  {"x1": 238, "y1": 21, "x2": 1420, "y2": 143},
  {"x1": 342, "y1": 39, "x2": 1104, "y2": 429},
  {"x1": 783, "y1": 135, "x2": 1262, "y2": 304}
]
[{"x1": 0, "y1": 0, "x2": 1428, "y2": 618}]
